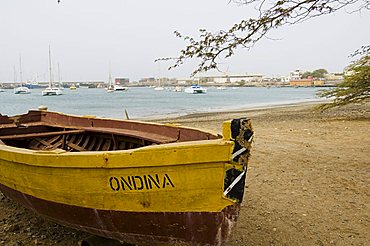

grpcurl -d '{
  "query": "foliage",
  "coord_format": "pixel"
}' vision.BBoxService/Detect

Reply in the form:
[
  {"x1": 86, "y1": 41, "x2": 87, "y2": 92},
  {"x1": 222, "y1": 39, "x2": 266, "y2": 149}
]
[
  {"x1": 158, "y1": 0, "x2": 369, "y2": 76},
  {"x1": 312, "y1": 69, "x2": 328, "y2": 78},
  {"x1": 318, "y1": 45, "x2": 370, "y2": 109},
  {"x1": 302, "y1": 71, "x2": 313, "y2": 78},
  {"x1": 302, "y1": 69, "x2": 328, "y2": 78},
  {"x1": 237, "y1": 81, "x2": 246, "y2": 86}
]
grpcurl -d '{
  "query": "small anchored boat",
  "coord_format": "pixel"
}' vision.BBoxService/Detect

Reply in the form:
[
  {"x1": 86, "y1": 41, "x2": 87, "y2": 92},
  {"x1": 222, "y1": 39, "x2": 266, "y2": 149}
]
[
  {"x1": 184, "y1": 85, "x2": 207, "y2": 94},
  {"x1": 0, "y1": 110, "x2": 253, "y2": 245},
  {"x1": 113, "y1": 84, "x2": 128, "y2": 91},
  {"x1": 14, "y1": 55, "x2": 31, "y2": 95},
  {"x1": 41, "y1": 47, "x2": 63, "y2": 96}
]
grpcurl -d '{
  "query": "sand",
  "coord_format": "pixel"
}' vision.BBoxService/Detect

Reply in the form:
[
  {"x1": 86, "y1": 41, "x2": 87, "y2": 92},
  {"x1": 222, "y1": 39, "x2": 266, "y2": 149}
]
[{"x1": 1, "y1": 102, "x2": 369, "y2": 245}]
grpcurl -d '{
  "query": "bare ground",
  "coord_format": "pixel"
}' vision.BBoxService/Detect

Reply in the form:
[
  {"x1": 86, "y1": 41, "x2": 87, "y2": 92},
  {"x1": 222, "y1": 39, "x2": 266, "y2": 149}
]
[{"x1": 1, "y1": 102, "x2": 369, "y2": 245}]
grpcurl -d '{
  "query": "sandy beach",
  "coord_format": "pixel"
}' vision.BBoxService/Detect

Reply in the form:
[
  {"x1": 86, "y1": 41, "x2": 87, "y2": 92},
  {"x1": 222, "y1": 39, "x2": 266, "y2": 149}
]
[{"x1": 1, "y1": 101, "x2": 369, "y2": 245}]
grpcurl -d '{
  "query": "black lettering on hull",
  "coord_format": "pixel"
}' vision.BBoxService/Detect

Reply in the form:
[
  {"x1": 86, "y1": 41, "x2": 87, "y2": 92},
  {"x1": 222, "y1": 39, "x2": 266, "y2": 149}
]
[{"x1": 109, "y1": 173, "x2": 175, "y2": 191}]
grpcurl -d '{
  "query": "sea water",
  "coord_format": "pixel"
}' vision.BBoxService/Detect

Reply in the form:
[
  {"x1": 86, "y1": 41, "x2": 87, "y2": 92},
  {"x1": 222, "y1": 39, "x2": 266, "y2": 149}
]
[{"x1": 0, "y1": 87, "x2": 325, "y2": 119}]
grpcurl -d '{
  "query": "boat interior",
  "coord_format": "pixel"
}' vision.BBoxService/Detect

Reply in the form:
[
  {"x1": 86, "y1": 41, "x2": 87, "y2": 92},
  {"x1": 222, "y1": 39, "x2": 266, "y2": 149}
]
[{"x1": 0, "y1": 111, "x2": 220, "y2": 152}]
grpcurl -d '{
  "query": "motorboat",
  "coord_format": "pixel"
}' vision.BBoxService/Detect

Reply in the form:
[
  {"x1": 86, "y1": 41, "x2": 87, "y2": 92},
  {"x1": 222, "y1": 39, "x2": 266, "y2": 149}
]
[
  {"x1": 184, "y1": 85, "x2": 207, "y2": 94},
  {"x1": 114, "y1": 85, "x2": 128, "y2": 91},
  {"x1": 14, "y1": 86, "x2": 31, "y2": 94}
]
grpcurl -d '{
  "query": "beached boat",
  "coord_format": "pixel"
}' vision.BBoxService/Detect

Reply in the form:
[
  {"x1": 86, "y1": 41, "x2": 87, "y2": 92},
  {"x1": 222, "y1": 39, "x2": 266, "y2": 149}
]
[
  {"x1": 0, "y1": 110, "x2": 253, "y2": 245},
  {"x1": 184, "y1": 85, "x2": 207, "y2": 94}
]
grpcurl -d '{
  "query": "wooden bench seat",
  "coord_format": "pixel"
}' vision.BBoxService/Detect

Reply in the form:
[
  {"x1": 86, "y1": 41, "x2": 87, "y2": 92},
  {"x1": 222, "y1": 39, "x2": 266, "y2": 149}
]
[
  {"x1": 0, "y1": 130, "x2": 85, "y2": 140},
  {"x1": 81, "y1": 127, "x2": 178, "y2": 144}
]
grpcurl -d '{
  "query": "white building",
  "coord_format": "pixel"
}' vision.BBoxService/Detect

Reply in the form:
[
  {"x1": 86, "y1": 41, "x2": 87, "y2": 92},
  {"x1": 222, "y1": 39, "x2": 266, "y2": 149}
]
[
  {"x1": 289, "y1": 70, "x2": 303, "y2": 81},
  {"x1": 195, "y1": 74, "x2": 264, "y2": 84}
]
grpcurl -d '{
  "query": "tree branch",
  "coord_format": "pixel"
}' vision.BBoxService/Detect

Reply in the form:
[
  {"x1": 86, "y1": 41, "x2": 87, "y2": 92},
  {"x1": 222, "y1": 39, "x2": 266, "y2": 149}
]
[{"x1": 158, "y1": 0, "x2": 369, "y2": 76}]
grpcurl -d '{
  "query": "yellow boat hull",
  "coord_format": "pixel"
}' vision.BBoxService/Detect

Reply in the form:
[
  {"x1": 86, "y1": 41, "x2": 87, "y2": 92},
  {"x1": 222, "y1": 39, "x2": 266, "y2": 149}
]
[{"x1": 0, "y1": 111, "x2": 253, "y2": 245}]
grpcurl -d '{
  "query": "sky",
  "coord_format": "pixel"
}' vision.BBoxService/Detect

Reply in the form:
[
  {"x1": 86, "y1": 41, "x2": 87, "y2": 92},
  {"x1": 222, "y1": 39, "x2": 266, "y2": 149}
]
[{"x1": 0, "y1": 0, "x2": 369, "y2": 82}]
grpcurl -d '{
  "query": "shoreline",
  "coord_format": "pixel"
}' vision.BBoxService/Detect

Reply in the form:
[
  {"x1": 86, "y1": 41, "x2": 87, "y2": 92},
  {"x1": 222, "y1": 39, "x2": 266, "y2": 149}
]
[
  {"x1": 140, "y1": 99, "x2": 330, "y2": 122},
  {"x1": 0, "y1": 100, "x2": 369, "y2": 245},
  {"x1": 1, "y1": 87, "x2": 326, "y2": 120}
]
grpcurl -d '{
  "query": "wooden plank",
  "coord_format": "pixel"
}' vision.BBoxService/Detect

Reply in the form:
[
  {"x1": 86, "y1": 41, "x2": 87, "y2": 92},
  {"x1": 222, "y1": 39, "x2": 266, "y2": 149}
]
[
  {"x1": 87, "y1": 136, "x2": 97, "y2": 151},
  {"x1": 82, "y1": 135, "x2": 91, "y2": 150},
  {"x1": 95, "y1": 138, "x2": 104, "y2": 151},
  {"x1": 80, "y1": 127, "x2": 177, "y2": 144},
  {"x1": 0, "y1": 130, "x2": 85, "y2": 140},
  {"x1": 111, "y1": 134, "x2": 117, "y2": 150},
  {"x1": 35, "y1": 138, "x2": 53, "y2": 147},
  {"x1": 66, "y1": 141, "x2": 87, "y2": 152},
  {"x1": 50, "y1": 135, "x2": 64, "y2": 149},
  {"x1": 74, "y1": 135, "x2": 85, "y2": 147},
  {"x1": 101, "y1": 139, "x2": 111, "y2": 151},
  {"x1": 47, "y1": 135, "x2": 62, "y2": 146}
]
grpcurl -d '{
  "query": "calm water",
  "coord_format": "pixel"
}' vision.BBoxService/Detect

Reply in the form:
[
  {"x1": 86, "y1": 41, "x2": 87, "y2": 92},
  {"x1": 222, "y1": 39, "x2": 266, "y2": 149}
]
[{"x1": 0, "y1": 87, "x2": 324, "y2": 119}]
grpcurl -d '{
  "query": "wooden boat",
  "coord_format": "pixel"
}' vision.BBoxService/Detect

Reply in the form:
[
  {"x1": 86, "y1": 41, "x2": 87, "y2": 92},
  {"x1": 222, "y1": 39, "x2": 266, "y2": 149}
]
[{"x1": 0, "y1": 110, "x2": 253, "y2": 245}]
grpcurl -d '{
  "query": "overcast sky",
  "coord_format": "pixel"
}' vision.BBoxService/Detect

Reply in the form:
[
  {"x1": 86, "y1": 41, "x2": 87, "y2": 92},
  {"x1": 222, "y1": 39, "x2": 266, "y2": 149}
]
[{"x1": 1, "y1": 0, "x2": 369, "y2": 82}]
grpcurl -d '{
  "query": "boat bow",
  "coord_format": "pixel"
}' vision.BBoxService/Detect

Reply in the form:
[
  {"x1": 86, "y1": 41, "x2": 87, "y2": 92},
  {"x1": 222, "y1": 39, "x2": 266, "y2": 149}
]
[{"x1": 0, "y1": 111, "x2": 253, "y2": 245}]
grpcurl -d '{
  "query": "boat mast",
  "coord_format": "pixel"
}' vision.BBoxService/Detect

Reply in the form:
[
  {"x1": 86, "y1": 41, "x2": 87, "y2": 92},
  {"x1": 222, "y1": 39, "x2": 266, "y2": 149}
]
[
  {"x1": 157, "y1": 62, "x2": 161, "y2": 87},
  {"x1": 48, "y1": 46, "x2": 53, "y2": 88},
  {"x1": 13, "y1": 65, "x2": 17, "y2": 84},
  {"x1": 19, "y1": 55, "x2": 23, "y2": 87},
  {"x1": 109, "y1": 71, "x2": 112, "y2": 88},
  {"x1": 108, "y1": 63, "x2": 113, "y2": 89},
  {"x1": 58, "y1": 62, "x2": 61, "y2": 88}
]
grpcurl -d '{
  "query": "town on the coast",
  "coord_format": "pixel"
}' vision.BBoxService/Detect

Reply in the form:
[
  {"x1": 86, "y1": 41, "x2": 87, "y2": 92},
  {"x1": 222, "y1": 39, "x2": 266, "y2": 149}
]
[{"x1": 0, "y1": 68, "x2": 344, "y2": 91}]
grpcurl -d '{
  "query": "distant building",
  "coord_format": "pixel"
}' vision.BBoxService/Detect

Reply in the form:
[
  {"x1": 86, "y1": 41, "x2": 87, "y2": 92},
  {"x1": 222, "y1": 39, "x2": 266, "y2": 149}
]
[
  {"x1": 176, "y1": 78, "x2": 194, "y2": 85},
  {"x1": 195, "y1": 74, "x2": 264, "y2": 84},
  {"x1": 139, "y1": 77, "x2": 156, "y2": 85},
  {"x1": 289, "y1": 70, "x2": 304, "y2": 80},
  {"x1": 313, "y1": 80, "x2": 325, "y2": 86},
  {"x1": 324, "y1": 72, "x2": 344, "y2": 86},
  {"x1": 280, "y1": 76, "x2": 290, "y2": 83},
  {"x1": 325, "y1": 73, "x2": 344, "y2": 81},
  {"x1": 289, "y1": 78, "x2": 314, "y2": 87},
  {"x1": 115, "y1": 78, "x2": 129, "y2": 85}
]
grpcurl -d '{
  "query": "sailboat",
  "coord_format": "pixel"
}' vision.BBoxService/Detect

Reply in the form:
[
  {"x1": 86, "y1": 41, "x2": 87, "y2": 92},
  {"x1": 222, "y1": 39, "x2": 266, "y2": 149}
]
[
  {"x1": 57, "y1": 63, "x2": 65, "y2": 91},
  {"x1": 0, "y1": 80, "x2": 5, "y2": 92},
  {"x1": 14, "y1": 56, "x2": 31, "y2": 94},
  {"x1": 106, "y1": 68, "x2": 114, "y2": 93},
  {"x1": 153, "y1": 77, "x2": 164, "y2": 91},
  {"x1": 42, "y1": 47, "x2": 62, "y2": 96},
  {"x1": 154, "y1": 63, "x2": 164, "y2": 91}
]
